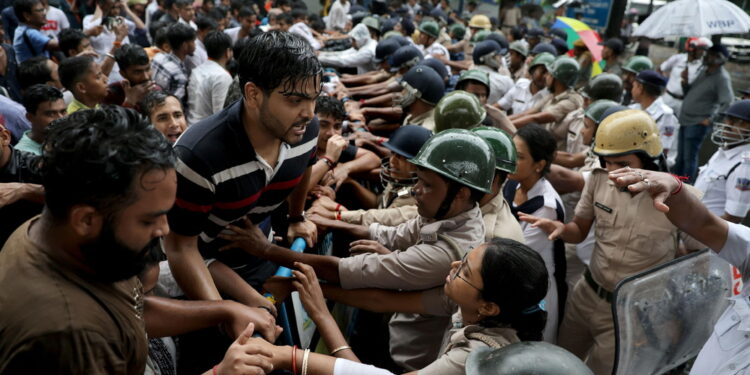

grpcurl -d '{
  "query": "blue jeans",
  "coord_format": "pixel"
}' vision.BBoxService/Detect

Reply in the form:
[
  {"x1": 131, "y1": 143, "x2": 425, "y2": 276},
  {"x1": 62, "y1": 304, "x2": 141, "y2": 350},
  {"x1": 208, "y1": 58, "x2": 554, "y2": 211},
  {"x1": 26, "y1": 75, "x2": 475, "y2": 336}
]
[{"x1": 674, "y1": 124, "x2": 711, "y2": 183}]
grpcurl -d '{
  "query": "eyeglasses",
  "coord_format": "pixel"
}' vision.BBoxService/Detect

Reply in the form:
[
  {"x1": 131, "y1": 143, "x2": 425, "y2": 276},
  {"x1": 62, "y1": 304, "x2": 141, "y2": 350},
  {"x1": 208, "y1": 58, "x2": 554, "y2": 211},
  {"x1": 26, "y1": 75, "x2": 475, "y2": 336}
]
[{"x1": 450, "y1": 253, "x2": 482, "y2": 292}]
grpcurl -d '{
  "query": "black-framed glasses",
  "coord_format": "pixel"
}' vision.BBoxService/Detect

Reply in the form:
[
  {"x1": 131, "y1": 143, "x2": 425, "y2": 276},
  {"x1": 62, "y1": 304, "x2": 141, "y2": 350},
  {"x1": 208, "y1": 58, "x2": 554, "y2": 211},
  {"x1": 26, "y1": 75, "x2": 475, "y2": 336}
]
[{"x1": 450, "y1": 253, "x2": 482, "y2": 292}]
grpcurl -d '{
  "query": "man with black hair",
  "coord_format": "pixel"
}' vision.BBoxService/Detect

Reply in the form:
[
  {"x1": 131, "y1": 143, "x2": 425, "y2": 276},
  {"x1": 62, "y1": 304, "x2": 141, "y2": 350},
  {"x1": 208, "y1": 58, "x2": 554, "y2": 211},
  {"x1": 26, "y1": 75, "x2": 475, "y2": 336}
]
[
  {"x1": 152, "y1": 22, "x2": 195, "y2": 104},
  {"x1": 0, "y1": 106, "x2": 276, "y2": 374},
  {"x1": 223, "y1": 6, "x2": 256, "y2": 45},
  {"x1": 59, "y1": 55, "x2": 108, "y2": 113},
  {"x1": 185, "y1": 15, "x2": 216, "y2": 70},
  {"x1": 83, "y1": 0, "x2": 147, "y2": 83},
  {"x1": 142, "y1": 90, "x2": 186, "y2": 143},
  {"x1": 58, "y1": 28, "x2": 92, "y2": 57},
  {"x1": 175, "y1": 0, "x2": 196, "y2": 29},
  {"x1": 105, "y1": 43, "x2": 157, "y2": 108},
  {"x1": 165, "y1": 31, "x2": 321, "y2": 306},
  {"x1": 276, "y1": 12, "x2": 292, "y2": 31},
  {"x1": 629, "y1": 70, "x2": 679, "y2": 169},
  {"x1": 12, "y1": 0, "x2": 60, "y2": 63},
  {"x1": 308, "y1": 95, "x2": 380, "y2": 191},
  {"x1": 288, "y1": 8, "x2": 321, "y2": 49},
  {"x1": 16, "y1": 56, "x2": 60, "y2": 91},
  {"x1": 187, "y1": 30, "x2": 232, "y2": 124},
  {"x1": 15, "y1": 84, "x2": 65, "y2": 155}
]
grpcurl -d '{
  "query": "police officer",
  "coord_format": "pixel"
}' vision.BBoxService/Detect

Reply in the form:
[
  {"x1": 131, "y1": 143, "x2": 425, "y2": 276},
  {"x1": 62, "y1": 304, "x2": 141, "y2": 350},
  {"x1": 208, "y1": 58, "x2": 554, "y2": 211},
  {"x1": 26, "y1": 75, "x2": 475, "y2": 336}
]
[
  {"x1": 620, "y1": 55, "x2": 653, "y2": 105},
  {"x1": 581, "y1": 73, "x2": 624, "y2": 105},
  {"x1": 473, "y1": 40, "x2": 514, "y2": 105},
  {"x1": 395, "y1": 64, "x2": 445, "y2": 130},
  {"x1": 629, "y1": 70, "x2": 679, "y2": 169},
  {"x1": 511, "y1": 56, "x2": 583, "y2": 151},
  {"x1": 456, "y1": 69, "x2": 491, "y2": 106},
  {"x1": 417, "y1": 20, "x2": 449, "y2": 58},
  {"x1": 508, "y1": 40, "x2": 529, "y2": 82},
  {"x1": 520, "y1": 109, "x2": 705, "y2": 375},
  {"x1": 694, "y1": 100, "x2": 750, "y2": 223},
  {"x1": 388, "y1": 45, "x2": 424, "y2": 75},
  {"x1": 434, "y1": 90, "x2": 487, "y2": 132},
  {"x1": 525, "y1": 28, "x2": 544, "y2": 51},
  {"x1": 221, "y1": 129, "x2": 494, "y2": 370},
  {"x1": 465, "y1": 342, "x2": 593, "y2": 375},
  {"x1": 500, "y1": 52, "x2": 553, "y2": 116}
]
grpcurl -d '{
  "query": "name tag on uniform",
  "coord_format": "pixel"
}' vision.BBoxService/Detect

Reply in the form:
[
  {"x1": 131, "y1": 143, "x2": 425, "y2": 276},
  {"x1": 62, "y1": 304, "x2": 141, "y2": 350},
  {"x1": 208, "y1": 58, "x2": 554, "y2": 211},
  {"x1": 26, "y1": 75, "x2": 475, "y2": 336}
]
[{"x1": 595, "y1": 202, "x2": 613, "y2": 213}]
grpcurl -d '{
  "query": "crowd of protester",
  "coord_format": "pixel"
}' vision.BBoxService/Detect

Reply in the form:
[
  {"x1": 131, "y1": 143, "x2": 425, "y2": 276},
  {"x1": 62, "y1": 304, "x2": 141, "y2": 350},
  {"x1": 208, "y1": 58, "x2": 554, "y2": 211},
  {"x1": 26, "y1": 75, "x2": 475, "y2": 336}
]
[{"x1": 0, "y1": 0, "x2": 749, "y2": 374}]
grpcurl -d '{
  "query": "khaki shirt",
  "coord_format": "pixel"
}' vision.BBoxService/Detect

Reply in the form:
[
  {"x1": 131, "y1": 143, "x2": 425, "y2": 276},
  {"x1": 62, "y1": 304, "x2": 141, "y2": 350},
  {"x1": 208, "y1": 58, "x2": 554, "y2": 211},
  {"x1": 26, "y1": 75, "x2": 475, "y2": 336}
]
[
  {"x1": 0, "y1": 220, "x2": 148, "y2": 374},
  {"x1": 481, "y1": 192, "x2": 525, "y2": 243},
  {"x1": 418, "y1": 288, "x2": 518, "y2": 375},
  {"x1": 404, "y1": 108, "x2": 436, "y2": 132},
  {"x1": 534, "y1": 89, "x2": 584, "y2": 151},
  {"x1": 340, "y1": 184, "x2": 417, "y2": 226},
  {"x1": 575, "y1": 169, "x2": 704, "y2": 291},
  {"x1": 564, "y1": 108, "x2": 588, "y2": 154},
  {"x1": 339, "y1": 205, "x2": 485, "y2": 370}
]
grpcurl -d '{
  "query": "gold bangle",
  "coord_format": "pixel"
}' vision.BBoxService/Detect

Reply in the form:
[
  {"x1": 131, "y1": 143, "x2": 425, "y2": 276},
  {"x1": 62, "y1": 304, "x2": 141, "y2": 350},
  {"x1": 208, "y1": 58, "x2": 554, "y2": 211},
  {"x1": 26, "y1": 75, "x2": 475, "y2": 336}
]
[{"x1": 330, "y1": 345, "x2": 351, "y2": 356}]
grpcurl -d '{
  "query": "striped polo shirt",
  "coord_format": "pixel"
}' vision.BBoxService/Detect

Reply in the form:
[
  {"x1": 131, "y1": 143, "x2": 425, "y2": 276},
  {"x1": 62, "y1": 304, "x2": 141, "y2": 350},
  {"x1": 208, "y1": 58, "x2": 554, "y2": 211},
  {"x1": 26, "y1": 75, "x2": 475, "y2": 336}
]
[{"x1": 168, "y1": 100, "x2": 318, "y2": 265}]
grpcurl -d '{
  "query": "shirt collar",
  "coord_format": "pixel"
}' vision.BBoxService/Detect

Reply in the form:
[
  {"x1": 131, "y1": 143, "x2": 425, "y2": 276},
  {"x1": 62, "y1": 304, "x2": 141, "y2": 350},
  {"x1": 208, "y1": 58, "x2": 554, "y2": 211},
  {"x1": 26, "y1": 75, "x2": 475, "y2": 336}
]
[{"x1": 720, "y1": 142, "x2": 750, "y2": 159}]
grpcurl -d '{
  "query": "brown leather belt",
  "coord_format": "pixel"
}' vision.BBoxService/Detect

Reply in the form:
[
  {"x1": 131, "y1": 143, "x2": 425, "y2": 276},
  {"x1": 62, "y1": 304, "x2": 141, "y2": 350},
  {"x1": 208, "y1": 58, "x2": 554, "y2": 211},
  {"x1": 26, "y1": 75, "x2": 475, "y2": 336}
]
[{"x1": 584, "y1": 268, "x2": 613, "y2": 303}]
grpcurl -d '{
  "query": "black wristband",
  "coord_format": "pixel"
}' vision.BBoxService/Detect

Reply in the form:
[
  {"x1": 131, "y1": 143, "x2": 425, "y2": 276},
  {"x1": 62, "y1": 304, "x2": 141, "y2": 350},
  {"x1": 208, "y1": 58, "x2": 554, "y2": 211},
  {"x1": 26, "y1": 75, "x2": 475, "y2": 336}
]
[{"x1": 288, "y1": 214, "x2": 306, "y2": 223}]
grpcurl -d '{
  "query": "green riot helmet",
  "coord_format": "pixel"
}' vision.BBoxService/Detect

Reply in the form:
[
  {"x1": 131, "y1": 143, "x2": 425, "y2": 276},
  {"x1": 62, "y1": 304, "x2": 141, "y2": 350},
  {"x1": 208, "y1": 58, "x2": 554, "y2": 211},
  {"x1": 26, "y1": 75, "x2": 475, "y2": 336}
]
[
  {"x1": 419, "y1": 20, "x2": 440, "y2": 38},
  {"x1": 466, "y1": 342, "x2": 594, "y2": 375},
  {"x1": 383, "y1": 30, "x2": 404, "y2": 40},
  {"x1": 547, "y1": 56, "x2": 580, "y2": 88},
  {"x1": 585, "y1": 99, "x2": 621, "y2": 124},
  {"x1": 509, "y1": 40, "x2": 529, "y2": 57},
  {"x1": 583, "y1": 73, "x2": 623, "y2": 102},
  {"x1": 529, "y1": 52, "x2": 555, "y2": 71},
  {"x1": 471, "y1": 126, "x2": 517, "y2": 173},
  {"x1": 472, "y1": 29, "x2": 491, "y2": 43},
  {"x1": 409, "y1": 129, "x2": 496, "y2": 195},
  {"x1": 456, "y1": 69, "x2": 491, "y2": 92},
  {"x1": 434, "y1": 90, "x2": 487, "y2": 133},
  {"x1": 361, "y1": 16, "x2": 380, "y2": 33},
  {"x1": 449, "y1": 23, "x2": 466, "y2": 40},
  {"x1": 623, "y1": 55, "x2": 654, "y2": 74}
]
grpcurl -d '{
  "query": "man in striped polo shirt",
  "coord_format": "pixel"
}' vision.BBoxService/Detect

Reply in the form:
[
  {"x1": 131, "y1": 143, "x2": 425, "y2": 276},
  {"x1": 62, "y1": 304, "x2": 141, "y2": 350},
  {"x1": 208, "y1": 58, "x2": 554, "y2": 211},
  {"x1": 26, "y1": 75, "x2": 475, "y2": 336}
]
[{"x1": 164, "y1": 31, "x2": 322, "y2": 308}]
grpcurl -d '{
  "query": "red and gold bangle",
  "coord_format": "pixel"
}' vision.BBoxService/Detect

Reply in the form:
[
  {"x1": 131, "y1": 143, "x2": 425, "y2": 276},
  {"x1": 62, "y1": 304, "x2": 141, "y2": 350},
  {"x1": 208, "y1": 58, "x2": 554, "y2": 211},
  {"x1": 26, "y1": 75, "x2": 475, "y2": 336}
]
[{"x1": 292, "y1": 345, "x2": 298, "y2": 375}]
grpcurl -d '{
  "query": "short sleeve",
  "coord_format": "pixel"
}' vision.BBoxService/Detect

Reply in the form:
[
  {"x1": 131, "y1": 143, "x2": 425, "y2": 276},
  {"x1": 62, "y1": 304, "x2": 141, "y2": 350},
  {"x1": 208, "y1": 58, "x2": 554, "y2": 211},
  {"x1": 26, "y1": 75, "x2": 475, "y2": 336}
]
[
  {"x1": 725, "y1": 161, "x2": 750, "y2": 218},
  {"x1": 167, "y1": 146, "x2": 217, "y2": 236},
  {"x1": 497, "y1": 84, "x2": 516, "y2": 110},
  {"x1": 718, "y1": 222, "x2": 750, "y2": 280},
  {"x1": 26, "y1": 29, "x2": 50, "y2": 54},
  {"x1": 574, "y1": 171, "x2": 598, "y2": 220},
  {"x1": 543, "y1": 97, "x2": 581, "y2": 123}
]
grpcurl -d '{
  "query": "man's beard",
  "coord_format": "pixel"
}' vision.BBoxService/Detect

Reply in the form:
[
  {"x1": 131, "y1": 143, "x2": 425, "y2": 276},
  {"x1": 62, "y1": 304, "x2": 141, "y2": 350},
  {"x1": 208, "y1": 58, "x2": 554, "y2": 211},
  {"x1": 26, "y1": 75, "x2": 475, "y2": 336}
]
[
  {"x1": 79, "y1": 220, "x2": 160, "y2": 283},
  {"x1": 259, "y1": 101, "x2": 309, "y2": 145}
]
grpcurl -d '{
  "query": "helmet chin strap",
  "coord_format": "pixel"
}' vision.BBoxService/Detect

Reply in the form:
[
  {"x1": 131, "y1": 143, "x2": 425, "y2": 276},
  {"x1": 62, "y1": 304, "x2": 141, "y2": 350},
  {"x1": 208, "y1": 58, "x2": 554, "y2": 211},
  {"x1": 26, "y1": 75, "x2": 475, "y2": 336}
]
[{"x1": 434, "y1": 181, "x2": 462, "y2": 221}]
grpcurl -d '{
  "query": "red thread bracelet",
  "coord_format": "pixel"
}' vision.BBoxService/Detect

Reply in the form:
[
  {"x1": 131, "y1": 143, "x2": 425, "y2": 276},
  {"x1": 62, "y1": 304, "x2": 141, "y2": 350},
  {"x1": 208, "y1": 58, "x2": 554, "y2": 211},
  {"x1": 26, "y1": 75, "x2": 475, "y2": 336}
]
[
  {"x1": 335, "y1": 204, "x2": 342, "y2": 212},
  {"x1": 213, "y1": 365, "x2": 218, "y2": 375},
  {"x1": 670, "y1": 174, "x2": 684, "y2": 195},
  {"x1": 336, "y1": 211, "x2": 342, "y2": 220},
  {"x1": 321, "y1": 156, "x2": 337, "y2": 170},
  {"x1": 292, "y1": 345, "x2": 298, "y2": 375}
]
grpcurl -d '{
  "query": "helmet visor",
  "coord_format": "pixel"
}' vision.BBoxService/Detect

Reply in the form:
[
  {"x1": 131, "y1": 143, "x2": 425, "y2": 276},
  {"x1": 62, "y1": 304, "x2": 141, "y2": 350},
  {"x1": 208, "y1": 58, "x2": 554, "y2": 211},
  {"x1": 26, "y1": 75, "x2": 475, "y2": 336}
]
[{"x1": 711, "y1": 122, "x2": 750, "y2": 148}]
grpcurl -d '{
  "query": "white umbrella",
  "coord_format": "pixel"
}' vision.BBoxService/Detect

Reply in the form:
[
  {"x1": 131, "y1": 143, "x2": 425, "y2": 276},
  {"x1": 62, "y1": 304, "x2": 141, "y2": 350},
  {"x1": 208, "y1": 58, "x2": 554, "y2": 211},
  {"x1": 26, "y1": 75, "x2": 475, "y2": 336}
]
[{"x1": 633, "y1": 0, "x2": 750, "y2": 38}]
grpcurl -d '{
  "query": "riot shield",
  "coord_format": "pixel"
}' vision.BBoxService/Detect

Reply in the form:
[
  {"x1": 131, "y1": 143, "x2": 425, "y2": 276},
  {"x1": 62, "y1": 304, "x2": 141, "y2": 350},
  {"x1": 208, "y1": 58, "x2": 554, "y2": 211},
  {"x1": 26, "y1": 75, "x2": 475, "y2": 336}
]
[{"x1": 612, "y1": 249, "x2": 735, "y2": 375}]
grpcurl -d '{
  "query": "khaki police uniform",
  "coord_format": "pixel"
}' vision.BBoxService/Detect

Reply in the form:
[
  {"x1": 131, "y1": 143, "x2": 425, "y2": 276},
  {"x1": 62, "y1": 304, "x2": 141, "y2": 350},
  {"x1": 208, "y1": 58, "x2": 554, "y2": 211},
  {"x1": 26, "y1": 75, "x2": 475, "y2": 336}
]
[
  {"x1": 531, "y1": 88, "x2": 584, "y2": 151},
  {"x1": 416, "y1": 288, "x2": 520, "y2": 375},
  {"x1": 564, "y1": 108, "x2": 588, "y2": 155},
  {"x1": 558, "y1": 168, "x2": 704, "y2": 375},
  {"x1": 404, "y1": 109, "x2": 436, "y2": 132},
  {"x1": 338, "y1": 205, "x2": 485, "y2": 370}
]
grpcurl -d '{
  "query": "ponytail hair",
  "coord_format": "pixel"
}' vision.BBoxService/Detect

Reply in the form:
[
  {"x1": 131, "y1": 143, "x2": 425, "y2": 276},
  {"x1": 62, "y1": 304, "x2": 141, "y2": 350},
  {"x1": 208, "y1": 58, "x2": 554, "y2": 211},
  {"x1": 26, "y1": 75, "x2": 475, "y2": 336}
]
[{"x1": 478, "y1": 238, "x2": 549, "y2": 341}]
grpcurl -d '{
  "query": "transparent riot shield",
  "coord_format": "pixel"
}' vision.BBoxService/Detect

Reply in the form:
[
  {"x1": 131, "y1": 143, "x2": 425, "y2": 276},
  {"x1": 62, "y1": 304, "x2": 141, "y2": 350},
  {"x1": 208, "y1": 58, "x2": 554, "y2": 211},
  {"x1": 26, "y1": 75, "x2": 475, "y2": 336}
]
[{"x1": 612, "y1": 249, "x2": 735, "y2": 375}]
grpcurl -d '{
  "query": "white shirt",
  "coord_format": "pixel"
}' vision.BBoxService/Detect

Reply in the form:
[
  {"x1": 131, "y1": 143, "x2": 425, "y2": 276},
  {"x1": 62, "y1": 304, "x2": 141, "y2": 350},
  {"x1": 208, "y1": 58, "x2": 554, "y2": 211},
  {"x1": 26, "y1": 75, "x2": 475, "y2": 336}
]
[
  {"x1": 629, "y1": 97, "x2": 680, "y2": 168},
  {"x1": 178, "y1": 17, "x2": 197, "y2": 30},
  {"x1": 695, "y1": 144, "x2": 750, "y2": 218},
  {"x1": 224, "y1": 27, "x2": 242, "y2": 45},
  {"x1": 41, "y1": 6, "x2": 69, "y2": 38},
  {"x1": 289, "y1": 22, "x2": 321, "y2": 50},
  {"x1": 691, "y1": 222, "x2": 750, "y2": 374},
  {"x1": 145, "y1": 0, "x2": 159, "y2": 30},
  {"x1": 83, "y1": 15, "x2": 135, "y2": 84},
  {"x1": 497, "y1": 78, "x2": 549, "y2": 115},
  {"x1": 660, "y1": 53, "x2": 704, "y2": 97},
  {"x1": 475, "y1": 65, "x2": 515, "y2": 107},
  {"x1": 325, "y1": 0, "x2": 350, "y2": 30},
  {"x1": 424, "y1": 41, "x2": 449, "y2": 58},
  {"x1": 318, "y1": 38, "x2": 377, "y2": 74},
  {"x1": 510, "y1": 177, "x2": 564, "y2": 342},
  {"x1": 187, "y1": 60, "x2": 233, "y2": 125}
]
